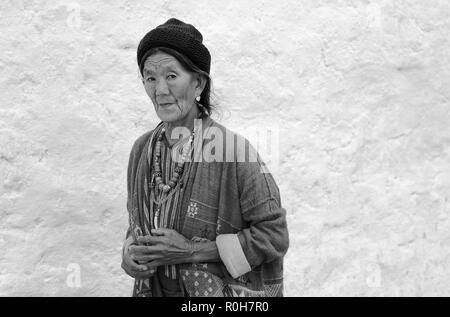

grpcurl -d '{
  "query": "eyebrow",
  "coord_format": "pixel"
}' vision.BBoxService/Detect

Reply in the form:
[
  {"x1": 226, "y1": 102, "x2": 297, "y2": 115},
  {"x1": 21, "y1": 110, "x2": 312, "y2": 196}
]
[{"x1": 143, "y1": 63, "x2": 177, "y2": 76}]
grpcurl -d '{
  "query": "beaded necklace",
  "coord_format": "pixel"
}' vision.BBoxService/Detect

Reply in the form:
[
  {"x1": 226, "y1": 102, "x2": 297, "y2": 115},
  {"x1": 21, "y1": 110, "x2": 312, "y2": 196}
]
[
  {"x1": 154, "y1": 126, "x2": 195, "y2": 192},
  {"x1": 150, "y1": 118, "x2": 198, "y2": 229}
]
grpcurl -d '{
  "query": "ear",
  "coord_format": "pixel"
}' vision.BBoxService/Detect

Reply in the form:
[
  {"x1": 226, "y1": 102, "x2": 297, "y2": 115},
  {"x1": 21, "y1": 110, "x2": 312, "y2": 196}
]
[{"x1": 194, "y1": 74, "x2": 207, "y2": 96}]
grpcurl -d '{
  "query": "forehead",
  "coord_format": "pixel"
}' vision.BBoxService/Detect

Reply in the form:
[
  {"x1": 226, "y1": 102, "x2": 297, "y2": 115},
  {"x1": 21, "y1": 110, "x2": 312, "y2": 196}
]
[{"x1": 143, "y1": 52, "x2": 181, "y2": 73}]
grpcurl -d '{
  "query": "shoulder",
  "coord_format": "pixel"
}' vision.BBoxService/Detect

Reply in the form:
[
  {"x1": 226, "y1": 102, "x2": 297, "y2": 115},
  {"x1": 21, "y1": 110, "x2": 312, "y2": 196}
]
[
  {"x1": 127, "y1": 129, "x2": 155, "y2": 164},
  {"x1": 131, "y1": 129, "x2": 154, "y2": 152},
  {"x1": 209, "y1": 120, "x2": 277, "y2": 176},
  {"x1": 206, "y1": 119, "x2": 256, "y2": 162}
]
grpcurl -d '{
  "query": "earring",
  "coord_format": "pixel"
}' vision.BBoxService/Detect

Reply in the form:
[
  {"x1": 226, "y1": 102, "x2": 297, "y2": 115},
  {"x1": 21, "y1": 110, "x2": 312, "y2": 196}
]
[{"x1": 196, "y1": 96, "x2": 201, "y2": 101}]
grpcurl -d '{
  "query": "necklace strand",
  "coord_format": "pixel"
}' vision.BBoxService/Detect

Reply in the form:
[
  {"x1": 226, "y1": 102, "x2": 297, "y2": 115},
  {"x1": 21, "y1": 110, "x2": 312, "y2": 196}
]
[
  {"x1": 151, "y1": 122, "x2": 197, "y2": 229},
  {"x1": 153, "y1": 125, "x2": 195, "y2": 193}
]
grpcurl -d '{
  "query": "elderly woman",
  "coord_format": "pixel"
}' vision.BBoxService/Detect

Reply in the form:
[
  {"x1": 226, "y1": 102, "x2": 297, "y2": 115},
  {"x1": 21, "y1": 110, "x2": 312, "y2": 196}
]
[{"x1": 121, "y1": 18, "x2": 289, "y2": 297}]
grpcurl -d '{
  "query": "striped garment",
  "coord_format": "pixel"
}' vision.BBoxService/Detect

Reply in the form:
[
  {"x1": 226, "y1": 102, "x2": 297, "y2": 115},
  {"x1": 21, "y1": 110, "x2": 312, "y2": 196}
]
[{"x1": 142, "y1": 126, "x2": 192, "y2": 280}]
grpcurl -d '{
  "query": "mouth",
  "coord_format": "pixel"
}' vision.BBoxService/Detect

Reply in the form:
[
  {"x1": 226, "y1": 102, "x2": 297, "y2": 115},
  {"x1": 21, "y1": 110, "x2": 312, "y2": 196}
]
[{"x1": 159, "y1": 102, "x2": 174, "y2": 107}]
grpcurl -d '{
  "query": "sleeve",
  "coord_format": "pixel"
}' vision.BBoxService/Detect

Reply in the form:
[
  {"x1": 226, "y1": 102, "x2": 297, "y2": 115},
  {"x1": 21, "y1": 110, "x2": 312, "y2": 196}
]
[
  {"x1": 216, "y1": 142, "x2": 289, "y2": 278},
  {"x1": 124, "y1": 143, "x2": 135, "y2": 240},
  {"x1": 124, "y1": 130, "x2": 154, "y2": 241}
]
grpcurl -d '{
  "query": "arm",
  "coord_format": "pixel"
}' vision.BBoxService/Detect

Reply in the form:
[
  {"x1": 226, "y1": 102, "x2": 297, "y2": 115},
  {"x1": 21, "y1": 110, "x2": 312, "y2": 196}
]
[
  {"x1": 216, "y1": 148, "x2": 289, "y2": 278},
  {"x1": 216, "y1": 196, "x2": 289, "y2": 278},
  {"x1": 121, "y1": 132, "x2": 158, "y2": 278},
  {"x1": 191, "y1": 241, "x2": 221, "y2": 263},
  {"x1": 132, "y1": 228, "x2": 220, "y2": 267}
]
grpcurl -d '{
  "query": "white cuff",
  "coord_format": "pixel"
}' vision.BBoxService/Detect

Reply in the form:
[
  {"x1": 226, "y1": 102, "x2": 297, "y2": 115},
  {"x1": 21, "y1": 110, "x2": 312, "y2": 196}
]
[{"x1": 216, "y1": 234, "x2": 252, "y2": 278}]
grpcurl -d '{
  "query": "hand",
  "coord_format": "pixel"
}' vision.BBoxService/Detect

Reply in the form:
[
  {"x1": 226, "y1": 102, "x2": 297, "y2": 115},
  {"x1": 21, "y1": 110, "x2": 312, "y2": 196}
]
[
  {"x1": 133, "y1": 228, "x2": 196, "y2": 267},
  {"x1": 121, "y1": 236, "x2": 157, "y2": 279}
]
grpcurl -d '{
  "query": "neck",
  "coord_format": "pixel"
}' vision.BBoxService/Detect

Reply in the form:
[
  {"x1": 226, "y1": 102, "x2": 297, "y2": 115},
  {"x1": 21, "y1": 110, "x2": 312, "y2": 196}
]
[{"x1": 164, "y1": 105, "x2": 200, "y2": 143}]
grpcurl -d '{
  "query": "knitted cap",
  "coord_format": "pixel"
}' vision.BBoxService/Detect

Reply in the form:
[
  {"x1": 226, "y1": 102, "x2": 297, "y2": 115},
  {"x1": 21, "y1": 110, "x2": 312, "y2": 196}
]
[{"x1": 137, "y1": 18, "x2": 211, "y2": 75}]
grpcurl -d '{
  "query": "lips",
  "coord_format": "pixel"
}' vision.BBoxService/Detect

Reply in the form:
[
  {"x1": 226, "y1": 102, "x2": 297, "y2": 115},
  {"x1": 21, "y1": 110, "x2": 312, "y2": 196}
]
[{"x1": 159, "y1": 103, "x2": 174, "y2": 107}]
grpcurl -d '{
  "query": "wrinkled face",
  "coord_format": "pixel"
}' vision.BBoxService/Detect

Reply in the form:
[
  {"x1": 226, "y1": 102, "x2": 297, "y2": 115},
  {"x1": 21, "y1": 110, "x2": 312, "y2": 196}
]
[{"x1": 142, "y1": 52, "x2": 201, "y2": 123}]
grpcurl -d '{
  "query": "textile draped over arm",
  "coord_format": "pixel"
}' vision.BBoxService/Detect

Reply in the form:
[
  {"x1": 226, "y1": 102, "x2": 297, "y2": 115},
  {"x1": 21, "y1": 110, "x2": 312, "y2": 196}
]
[{"x1": 125, "y1": 131, "x2": 153, "y2": 240}]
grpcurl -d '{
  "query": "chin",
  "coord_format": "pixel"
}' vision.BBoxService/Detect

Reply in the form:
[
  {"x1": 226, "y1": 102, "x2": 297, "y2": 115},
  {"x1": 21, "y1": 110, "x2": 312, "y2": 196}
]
[{"x1": 157, "y1": 112, "x2": 179, "y2": 123}]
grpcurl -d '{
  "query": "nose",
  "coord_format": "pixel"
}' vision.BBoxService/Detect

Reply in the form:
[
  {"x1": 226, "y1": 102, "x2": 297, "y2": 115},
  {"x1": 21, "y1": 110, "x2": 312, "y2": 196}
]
[{"x1": 155, "y1": 78, "x2": 170, "y2": 97}]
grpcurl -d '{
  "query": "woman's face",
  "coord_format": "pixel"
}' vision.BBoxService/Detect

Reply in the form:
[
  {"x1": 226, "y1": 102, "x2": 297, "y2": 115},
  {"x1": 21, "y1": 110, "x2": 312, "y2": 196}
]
[{"x1": 142, "y1": 51, "x2": 203, "y2": 123}]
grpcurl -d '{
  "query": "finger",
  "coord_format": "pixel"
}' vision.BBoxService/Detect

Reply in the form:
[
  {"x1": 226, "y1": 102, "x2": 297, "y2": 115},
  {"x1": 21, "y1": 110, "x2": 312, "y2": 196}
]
[
  {"x1": 130, "y1": 246, "x2": 162, "y2": 261},
  {"x1": 122, "y1": 261, "x2": 153, "y2": 276},
  {"x1": 129, "y1": 245, "x2": 162, "y2": 256},
  {"x1": 130, "y1": 246, "x2": 163, "y2": 261},
  {"x1": 137, "y1": 235, "x2": 164, "y2": 245},
  {"x1": 123, "y1": 263, "x2": 157, "y2": 279},
  {"x1": 133, "y1": 254, "x2": 161, "y2": 262},
  {"x1": 122, "y1": 258, "x2": 151, "y2": 275},
  {"x1": 123, "y1": 245, "x2": 156, "y2": 272},
  {"x1": 151, "y1": 228, "x2": 173, "y2": 236},
  {"x1": 129, "y1": 245, "x2": 154, "y2": 254},
  {"x1": 124, "y1": 253, "x2": 151, "y2": 272},
  {"x1": 129, "y1": 245, "x2": 161, "y2": 257}
]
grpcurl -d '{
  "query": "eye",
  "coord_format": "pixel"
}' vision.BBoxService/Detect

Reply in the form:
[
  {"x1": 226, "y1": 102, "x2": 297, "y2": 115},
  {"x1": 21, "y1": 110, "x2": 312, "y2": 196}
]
[
  {"x1": 167, "y1": 74, "x2": 176, "y2": 80},
  {"x1": 145, "y1": 77, "x2": 155, "y2": 82}
]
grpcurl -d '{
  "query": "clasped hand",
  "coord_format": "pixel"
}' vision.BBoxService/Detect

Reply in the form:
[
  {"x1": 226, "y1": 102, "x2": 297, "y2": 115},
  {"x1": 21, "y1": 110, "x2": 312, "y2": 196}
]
[{"x1": 129, "y1": 228, "x2": 195, "y2": 268}]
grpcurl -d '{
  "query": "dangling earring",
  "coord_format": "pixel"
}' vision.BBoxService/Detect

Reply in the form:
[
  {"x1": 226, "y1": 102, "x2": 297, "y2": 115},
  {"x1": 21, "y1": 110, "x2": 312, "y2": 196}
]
[{"x1": 196, "y1": 97, "x2": 203, "y2": 118}]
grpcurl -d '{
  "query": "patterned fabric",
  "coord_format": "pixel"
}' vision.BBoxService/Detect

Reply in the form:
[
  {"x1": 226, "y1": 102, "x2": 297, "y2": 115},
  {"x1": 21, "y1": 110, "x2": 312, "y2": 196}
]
[
  {"x1": 186, "y1": 201, "x2": 200, "y2": 218},
  {"x1": 181, "y1": 269, "x2": 225, "y2": 297},
  {"x1": 180, "y1": 267, "x2": 279, "y2": 297}
]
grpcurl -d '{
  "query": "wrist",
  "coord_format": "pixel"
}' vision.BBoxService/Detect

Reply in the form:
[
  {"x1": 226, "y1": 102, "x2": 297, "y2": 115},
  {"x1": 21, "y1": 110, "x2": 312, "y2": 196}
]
[
  {"x1": 184, "y1": 239, "x2": 198, "y2": 263},
  {"x1": 188, "y1": 241, "x2": 219, "y2": 263}
]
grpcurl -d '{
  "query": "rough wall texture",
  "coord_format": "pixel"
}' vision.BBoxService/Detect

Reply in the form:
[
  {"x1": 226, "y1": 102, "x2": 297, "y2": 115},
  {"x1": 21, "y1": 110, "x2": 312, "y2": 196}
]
[{"x1": 1, "y1": 0, "x2": 449, "y2": 296}]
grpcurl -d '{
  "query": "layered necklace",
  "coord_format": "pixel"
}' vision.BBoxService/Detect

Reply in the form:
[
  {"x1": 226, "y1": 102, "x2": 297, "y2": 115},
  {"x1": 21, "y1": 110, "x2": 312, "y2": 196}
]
[
  {"x1": 153, "y1": 124, "x2": 196, "y2": 193},
  {"x1": 150, "y1": 119, "x2": 198, "y2": 229}
]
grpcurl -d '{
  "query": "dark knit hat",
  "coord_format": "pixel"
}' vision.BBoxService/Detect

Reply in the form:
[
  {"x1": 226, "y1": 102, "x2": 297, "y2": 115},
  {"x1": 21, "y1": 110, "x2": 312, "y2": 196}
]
[{"x1": 137, "y1": 18, "x2": 211, "y2": 76}]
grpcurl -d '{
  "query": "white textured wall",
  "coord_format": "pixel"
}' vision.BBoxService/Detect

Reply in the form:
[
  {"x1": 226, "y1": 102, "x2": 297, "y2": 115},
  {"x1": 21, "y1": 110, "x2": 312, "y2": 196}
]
[{"x1": 1, "y1": 0, "x2": 449, "y2": 296}]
